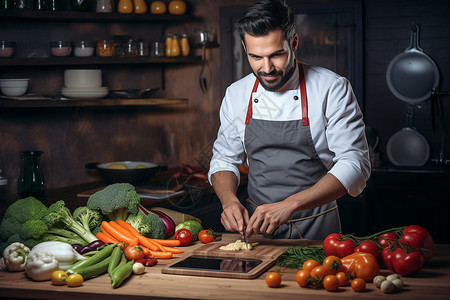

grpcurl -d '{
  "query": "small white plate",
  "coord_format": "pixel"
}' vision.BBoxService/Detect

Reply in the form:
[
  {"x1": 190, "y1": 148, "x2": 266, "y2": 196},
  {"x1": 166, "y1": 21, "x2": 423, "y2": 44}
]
[{"x1": 61, "y1": 88, "x2": 109, "y2": 99}]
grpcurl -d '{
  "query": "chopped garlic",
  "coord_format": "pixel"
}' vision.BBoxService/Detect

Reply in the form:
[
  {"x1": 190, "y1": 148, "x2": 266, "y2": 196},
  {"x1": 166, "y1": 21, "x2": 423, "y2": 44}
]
[{"x1": 219, "y1": 240, "x2": 259, "y2": 251}]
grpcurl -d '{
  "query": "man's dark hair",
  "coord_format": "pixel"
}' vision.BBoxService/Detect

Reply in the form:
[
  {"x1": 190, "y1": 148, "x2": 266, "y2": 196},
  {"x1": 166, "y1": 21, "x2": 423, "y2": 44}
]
[{"x1": 236, "y1": 0, "x2": 296, "y2": 45}]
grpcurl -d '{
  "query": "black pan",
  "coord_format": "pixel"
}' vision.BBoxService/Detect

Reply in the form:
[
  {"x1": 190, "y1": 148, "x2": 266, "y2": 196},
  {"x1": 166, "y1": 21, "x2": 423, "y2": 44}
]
[
  {"x1": 386, "y1": 24, "x2": 440, "y2": 104},
  {"x1": 86, "y1": 161, "x2": 167, "y2": 184}
]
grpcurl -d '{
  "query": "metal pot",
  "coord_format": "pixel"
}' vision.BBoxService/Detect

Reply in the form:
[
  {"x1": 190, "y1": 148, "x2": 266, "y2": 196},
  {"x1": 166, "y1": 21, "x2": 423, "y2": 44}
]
[
  {"x1": 86, "y1": 161, "x2": 167, "y2": 184},
  {"x1": 386, "y1": 24, "x2": 440, "y2": 104}
]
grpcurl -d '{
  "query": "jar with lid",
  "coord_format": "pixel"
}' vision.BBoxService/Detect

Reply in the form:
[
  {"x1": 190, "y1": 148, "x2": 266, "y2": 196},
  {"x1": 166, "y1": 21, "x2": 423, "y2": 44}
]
[
  {"x1": 96, "y1": 0, "x2": 112, "y2": 12},
  {"x1": 0, "y1": 169, "x2": 8, "y2": 203},
  {"x1": 118, "y1": 0, "x2": 133, "y2": 13},
  {"x1": 124, "y1": 38, "x2": 137, "y2": 57},
  {"x1": 17, "y1": 151, "x2": 46, "y2": 198},
  {"x1": 165, "y1": 34, "x2": 173, "y2": 57},
  {"x1": 96, "y1": 39, "x2": 114, "y2": 57},
  {"x1": 180, "y1": 34, "x2": 190, "y2": 56},
  {"x1": 50, "y1": 41, "x2": 72, "y2": 57},
  {"x1": 170, "y1": 34, "x2": 181, "y2": 57},
  {"x1": 151, "y1": 41, "x2": 164, "y2": 57},
  {"x1": 73, "y1": 41, "x2": 95, "y2": 57}
]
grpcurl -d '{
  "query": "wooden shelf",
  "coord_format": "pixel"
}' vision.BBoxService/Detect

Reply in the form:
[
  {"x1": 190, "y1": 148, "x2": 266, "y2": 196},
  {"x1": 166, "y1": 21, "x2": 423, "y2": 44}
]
[
  {"x1": 0, "y1": 56, "x2": 202, "y2": 67},
  {"x1": 0, "y1": 10, "x2": 196, "y2": 23},
  {"x1": 0, "y1": 97, "x2": 188, "y2": 108}
]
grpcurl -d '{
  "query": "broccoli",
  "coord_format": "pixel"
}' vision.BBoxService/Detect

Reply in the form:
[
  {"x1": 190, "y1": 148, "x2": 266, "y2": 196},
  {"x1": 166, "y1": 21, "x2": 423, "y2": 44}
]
[
  {"x1": 42, "y1": 228, "x2": 89, "y2": 246},
  {"x1": 73, "y1": 206, "x2": 104, "y2": 231},
  {"x1": 43, "y1": 200, "x2": 97, "y2": 244},
  {"x1": 87, "y1": 183, "x2": 140, "y2": 221},
  {"x1": 0, "y1": 196, "x2": 48, "y2": 251},
  {"x1": 175, "y1": 220, "x2": 203, "y2": 241},
  {"x1": 126, "y1": 211, "x2": 166, "y2": 239}
]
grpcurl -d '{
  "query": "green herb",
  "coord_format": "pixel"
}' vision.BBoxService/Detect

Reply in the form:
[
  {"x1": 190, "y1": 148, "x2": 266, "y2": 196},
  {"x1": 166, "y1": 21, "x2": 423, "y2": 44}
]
[{"x1": 275, "y1": 246, "x2": 327, "y2": 269}]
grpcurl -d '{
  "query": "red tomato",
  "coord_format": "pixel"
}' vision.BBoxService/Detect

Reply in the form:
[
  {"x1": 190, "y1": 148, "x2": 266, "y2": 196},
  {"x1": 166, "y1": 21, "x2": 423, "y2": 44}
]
[
  {"x1": 174, "y1": 228, "x2": 193, "y2": 246},
  {"x1": 124, "y1": 245, "x2": 145, "y2": 261},
  {"x1": 354, "y1": 240, "x2": 381, "y2": 259},
  {"x1": 399, "y1": 225, "x2": 434, "y2": 261},
  {"x1": 323, "y1": 233, "x2": 356, "y2": 258},
  {"x1": 198, "y1": 229, "x2": 215, "y2": 244},
  {"x1": 381, "y1": 247, "x2": 396, "y2": 271},
  {"x1": 392, "y1": 248, "x2": 425, "y2": 276},
  {"x1": 377, "y1": 231, "x2": 398, "y2": 249}
]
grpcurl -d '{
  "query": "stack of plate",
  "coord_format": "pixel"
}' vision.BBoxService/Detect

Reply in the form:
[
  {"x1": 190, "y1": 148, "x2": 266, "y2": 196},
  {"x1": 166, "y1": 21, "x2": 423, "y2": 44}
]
[{"x1": 61, "y1": 69, "x2": 109, "y2": 99}]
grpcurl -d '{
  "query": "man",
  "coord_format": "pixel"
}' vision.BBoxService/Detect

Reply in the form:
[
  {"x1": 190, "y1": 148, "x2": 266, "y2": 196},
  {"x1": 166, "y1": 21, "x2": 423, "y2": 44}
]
[{"x1": 208, "y1": 0, "x2": 370, "y2": 240}]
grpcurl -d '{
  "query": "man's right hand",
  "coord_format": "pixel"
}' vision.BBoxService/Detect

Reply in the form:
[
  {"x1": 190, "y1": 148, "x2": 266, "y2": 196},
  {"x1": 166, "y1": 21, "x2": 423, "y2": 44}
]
[{"x1": 221, "y1": 202, "x2": 250, "y2": 235}]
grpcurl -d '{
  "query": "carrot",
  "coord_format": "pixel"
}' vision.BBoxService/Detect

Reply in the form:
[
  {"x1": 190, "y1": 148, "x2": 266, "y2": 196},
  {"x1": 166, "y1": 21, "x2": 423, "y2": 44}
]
[
  {"x1": 137, "y1": 236, "x2": 160, "y2": 252},
  {"x1": 109, "y1": 220, "x2": 136, "y2": 237},
  {"x1": 101, "y1": 221, "x2": 139, "y2": 245},
  {"x1": 117, "y1": 219, "x2": 140, "y2": 237},
  {"x1": 149, "y1": 250, "x2": 173, "y2": 259},
  {"x1": 116, "y1": 219, "x2": 166, "y2": 252},
  {"x1": 162, "y1": 246, "x2": 184, "y2": 254},
  {"x1": 139, "y1": 245, "x2": 151, "y2": 258},
  {"x1": 150, "y1": 239, "x2": 181, "y2": 247},
  {"x1": 96, "y1": 231, "x2": 119, "y2": 244}
]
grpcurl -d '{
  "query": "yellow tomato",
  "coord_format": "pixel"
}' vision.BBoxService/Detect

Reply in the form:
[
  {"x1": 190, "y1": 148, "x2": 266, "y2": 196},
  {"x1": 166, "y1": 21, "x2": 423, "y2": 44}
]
[
  {"x1": 51, "y1": 270, "x2": 67, "y2": 285},
  {"x1": 150, "y1": 1, "x2": 167, "y2": 14},
  {"x1": 66, "y1": 274, "x2": 84, "y2": 287}
]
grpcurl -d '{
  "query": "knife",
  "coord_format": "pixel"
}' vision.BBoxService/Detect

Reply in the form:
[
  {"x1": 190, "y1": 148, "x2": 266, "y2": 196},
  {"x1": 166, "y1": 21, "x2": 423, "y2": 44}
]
[{"x1": 243, "y1": 225, "x2": 249, "y2": 249}]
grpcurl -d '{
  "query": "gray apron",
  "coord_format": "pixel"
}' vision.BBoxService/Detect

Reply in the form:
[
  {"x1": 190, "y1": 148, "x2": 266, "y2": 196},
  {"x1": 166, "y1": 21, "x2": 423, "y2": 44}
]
[{"x1": 244, "y1": 61, "x2": 341, "y2": 240}]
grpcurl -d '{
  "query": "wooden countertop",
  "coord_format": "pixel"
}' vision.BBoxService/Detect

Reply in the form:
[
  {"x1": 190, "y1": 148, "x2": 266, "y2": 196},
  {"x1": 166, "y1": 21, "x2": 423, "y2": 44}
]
[{"x1": 0, "y1": 234, "x2": 449, "y2": 300}]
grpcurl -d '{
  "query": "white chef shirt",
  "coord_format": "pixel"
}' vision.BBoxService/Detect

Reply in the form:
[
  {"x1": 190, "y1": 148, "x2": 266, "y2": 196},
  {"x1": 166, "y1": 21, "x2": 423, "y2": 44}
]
[{"x1": 208, "y1": 63, "x2": 371, "y2": 197}]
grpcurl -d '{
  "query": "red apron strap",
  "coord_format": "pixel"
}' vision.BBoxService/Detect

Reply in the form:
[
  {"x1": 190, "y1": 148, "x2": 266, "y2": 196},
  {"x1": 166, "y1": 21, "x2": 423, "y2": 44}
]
[
  {"x1": 298, "y1": 61, "x2": 309, "y2": 126},
  {"x1": 245, "y1": 78, "x2": 260, "y2": 125}
]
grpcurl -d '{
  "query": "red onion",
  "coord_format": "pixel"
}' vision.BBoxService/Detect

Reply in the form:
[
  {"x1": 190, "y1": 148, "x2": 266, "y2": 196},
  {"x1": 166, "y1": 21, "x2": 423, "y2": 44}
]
[{"x1": 151, "y1": 209, "x2": 176, "y2": 238}]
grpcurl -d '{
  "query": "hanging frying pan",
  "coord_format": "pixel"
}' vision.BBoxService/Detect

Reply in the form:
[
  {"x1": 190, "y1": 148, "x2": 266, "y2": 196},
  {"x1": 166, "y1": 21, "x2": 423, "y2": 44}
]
[{"x1": 386, "y1": 24, "x2": 440, "y2": 104}]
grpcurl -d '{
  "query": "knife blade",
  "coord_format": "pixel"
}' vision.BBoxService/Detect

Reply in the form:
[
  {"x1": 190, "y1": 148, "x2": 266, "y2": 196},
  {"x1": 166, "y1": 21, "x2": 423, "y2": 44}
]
[{"x1": 243, "y1": 225, "x2": 249, "y2": 249}]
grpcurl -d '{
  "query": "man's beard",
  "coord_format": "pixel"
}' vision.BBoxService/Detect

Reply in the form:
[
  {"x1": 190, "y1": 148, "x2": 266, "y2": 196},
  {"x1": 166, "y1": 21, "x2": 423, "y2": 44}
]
[{"x1": 255, "y1": 61, "x2": 296, "y2": 92}]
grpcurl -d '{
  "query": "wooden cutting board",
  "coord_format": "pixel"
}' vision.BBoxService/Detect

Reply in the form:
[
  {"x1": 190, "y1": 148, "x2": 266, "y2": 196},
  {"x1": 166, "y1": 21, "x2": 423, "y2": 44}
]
[{"x1": 161, "y1": 234, "x2": 321, "y2": 279}]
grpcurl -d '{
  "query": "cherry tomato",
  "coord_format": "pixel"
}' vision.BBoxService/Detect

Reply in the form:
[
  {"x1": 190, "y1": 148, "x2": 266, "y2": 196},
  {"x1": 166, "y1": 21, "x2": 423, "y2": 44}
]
[
  {"x1": 310, "y1": 265, "x2": 328, "y2": 283},
  {"x1": 66, "y1": 274, "x2": 84, "y2": 287},
  {"x1": 198, "y1": 229, "x2": 215, "y2": 244},
  {"x1": 265, "y1": 272, "x2": 282, "y2": 288},
  {"x1": 174, "y1": 228, "x2": 193, "y2": 246},
  {"x1": 323, "y1": 275, "x2": 340, "y2": 292},
  {"x1": 377, "y1": 231, "x2": 398, "y2": 249},
  {"x1": 392, "y1": 247, "x2": 425, "y2": 276},
  {"x1": 322, "y1": 255, "x2": 343, "y2": 275},
  {"x1": 124, "y1": 245, "x2": 145, "y2": 261},
  {"x1": 51, "y1": 270, "x2": 67, "y2": 285},
  {"x1": 355, "y1": 240, "x2": 381, "y2": 260},
  {"x1": 351, "y1": 278, "x2": 366, "y2": 292},
  {"x1": 399, "y1": 225, "x2": 434, "y2": 261},
  {"x1": 295, "y1": 269, "x2": 311, "y2": 287},
  {"x1": 323, "y1": 233, "x2": 356, "y2": 258},
  {"x1": 335, "y1": 271, "x2": 350, "y2": 286},
  {"x1": 302, "y1": 259, "x2": 320, "y2": 271}
]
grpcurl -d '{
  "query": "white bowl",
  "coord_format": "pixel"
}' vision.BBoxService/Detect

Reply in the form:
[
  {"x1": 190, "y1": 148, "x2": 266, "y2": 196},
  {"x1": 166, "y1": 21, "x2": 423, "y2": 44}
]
[
  {"x1": 0, "y1": 79, "x2": 29, "y2": 97},
  {"x1": 64, "y1": 69, "x2": 102, "y2": 88}
]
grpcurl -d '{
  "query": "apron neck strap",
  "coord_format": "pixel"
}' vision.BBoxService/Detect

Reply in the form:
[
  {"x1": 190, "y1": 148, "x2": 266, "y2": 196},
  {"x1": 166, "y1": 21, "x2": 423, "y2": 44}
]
[{"x1": 245, "y1": 60, "x2": 308, "y2": 126}]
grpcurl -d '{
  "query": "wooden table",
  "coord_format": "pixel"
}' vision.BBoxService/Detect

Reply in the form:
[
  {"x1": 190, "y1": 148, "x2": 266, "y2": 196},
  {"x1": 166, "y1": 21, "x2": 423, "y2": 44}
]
[{"x1": 0, "y1": 234, "x2": 449, "y2": 300}]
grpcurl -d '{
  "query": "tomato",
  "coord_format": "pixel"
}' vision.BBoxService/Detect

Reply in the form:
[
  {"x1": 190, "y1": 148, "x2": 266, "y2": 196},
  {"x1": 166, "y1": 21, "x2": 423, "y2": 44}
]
[
  {"x1": 51, "y1": 270, "x2": 67, "y2": 285},
  {"x1": 125, "y1": 245, "x2": 145, "y2": 261},
  {"x1": 341, "y1": 252, "x2": 380, "y2": 282},
  {"x1": 174, "y1": 228, "x2": 193, "y2": 246},
  {"x1": 302, "y1": 259, "x2": 320, "y2": 271},
  {"x1": 265, "y1": 272, "x2": 282, "y2": 288},
  {"x1": 322, "y1": 256, "x2": 343, "y2": 275},
  {"x1": 399, "y1": 225, "x2": 434, "y2": 261},
  {"x1": 295, "y1": 269, "x2": 311, "y2": 287},
  {"x1": 335, "y1": 271, "x2": 350, "y2": 286},
  {"x1": 310, "y1": 265, "x2": 328, "y2": 283},
  {"x1": 323, "y1": 233, "x2": 355, "y2": 258},
  {"x1": 381, "y1": 247, "x2": 396, "y2": 271},
  {"x1": 198, "y1": 229, "x2": 215, "y2": 244},
  {"x1": 355, "y1": 241, "x2": 381, "y2": 260},
  {"x1": 392, "y1": 247, "x2": 425, "y2": 276},
  {"x1": 66, "y1": 274, "x2": 84, "y2": 287},
  {"x1": 377, "y1": 231, "x2": 398, "y2": 249},
  {"x1": 351, "y1": 278, "x2": 366, "y2": 292},
  {"x1": 323, "y1": 275, "x2": 340, "y2": 292}
]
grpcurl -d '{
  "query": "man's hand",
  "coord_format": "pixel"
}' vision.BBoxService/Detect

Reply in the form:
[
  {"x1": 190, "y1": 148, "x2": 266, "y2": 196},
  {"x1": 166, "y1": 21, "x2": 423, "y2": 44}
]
[{"x1": 221, "y1": 202, "x2": 250, "y2": 234}]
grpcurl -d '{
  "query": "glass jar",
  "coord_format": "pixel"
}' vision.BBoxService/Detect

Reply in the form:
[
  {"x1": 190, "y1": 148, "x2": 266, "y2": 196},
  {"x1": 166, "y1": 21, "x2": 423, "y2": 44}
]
[
  {"x1": 96, "y1": 39, "x2": 114, "y2": 57},
  {"x1": 180, "y1": 33, "x2": 190, "y2": 56},
  {"x1": 165, "y1": 33, "x2": 173, "y2": 57},
  {"x1": 34, "y1": 0, "x2": 48, "y2": 10},
  {"x1": 0, "y1": 41, "x2": 16, "y2": 58},
  {"x1": 50, "y1": 41, "x2": 72, "y2": 57},
  {"x1": 137, "y1": 41, "x2": 148, "y2": 56},
  {"x1": 151, "y1": 41, "x2": 163, "y2": 57},
  {"x1": 96, "y1": 0, "x2": 112, "y2": 12},
  {"x1": 0, "y1": 0, "x2": 14, "y2": 9},
  {"x1": 117, "y1": 0, "x2": 133, "y2": 13},
  {"x1": 124, "y1": 38, "x2": 137, "y2": 57},
  {"x1": 170, "y1": 34, "x2": 180, "y2": 57},
  {"x1": 17, "y1": 151, "x2": 46, "y2": 198},
  {"x1": 73, "y1": 41, "x2": 95, "y2": 57}
]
